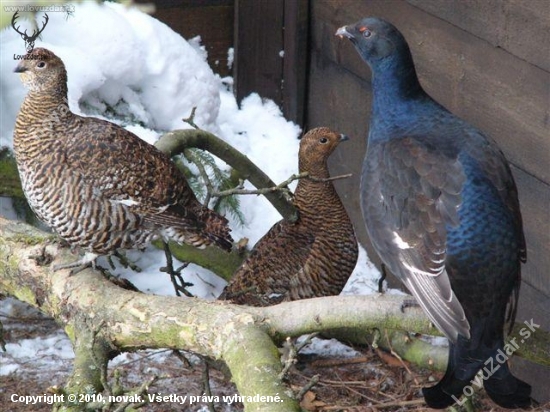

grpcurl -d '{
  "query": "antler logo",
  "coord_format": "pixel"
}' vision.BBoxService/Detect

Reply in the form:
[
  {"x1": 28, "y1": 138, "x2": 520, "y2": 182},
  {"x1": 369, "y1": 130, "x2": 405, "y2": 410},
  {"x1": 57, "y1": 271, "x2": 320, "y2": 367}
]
[{"x1": 11, "y1": 12, "x2": 49, "y2": 53}]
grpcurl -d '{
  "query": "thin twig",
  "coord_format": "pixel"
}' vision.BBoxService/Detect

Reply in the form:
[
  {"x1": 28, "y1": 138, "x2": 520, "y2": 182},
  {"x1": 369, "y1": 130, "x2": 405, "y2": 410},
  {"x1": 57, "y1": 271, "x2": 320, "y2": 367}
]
[
  {"x1": 160, "y1": 242, "x2": 193, "y2": 297},
  {"x1": 369, "y1": 398, "x2": 426, "y2": 409},
  {"x1": 213, "y1": 172, "x2": 305, "y2": 200},
  {"x1": 112, "y1": 374, "x2": 160, "y2": 412},
  {"x1": 172, "y1": 350, "x2": 193, "y2": 368},
  {"x1": 212, "y1": 172, "x2": 352, "y2": 200},
  {"x1": 296, "y1": 374, "x2": 319, "y2": 400},
  {"x1": 386, "y1": 330, "x2": 419, "y2": 386},
  {"x1": 329, "y1": 371, "x2": 380, "y2": 403},
  {"x1": 278, "y1": 337, "x2": 297, "y2": 380},
  {"x1": 310, "y1": 356, "x2": 370, "y2": 367},
  {"x1": 182, "y1": 107, "x2": 199, "y2": 129},
  {"x1": 201, "y1": 358, "x2": 216, "y2": 412},
  {"x1": 308, "y1": 173, "x2": 352, "y2": 183}
]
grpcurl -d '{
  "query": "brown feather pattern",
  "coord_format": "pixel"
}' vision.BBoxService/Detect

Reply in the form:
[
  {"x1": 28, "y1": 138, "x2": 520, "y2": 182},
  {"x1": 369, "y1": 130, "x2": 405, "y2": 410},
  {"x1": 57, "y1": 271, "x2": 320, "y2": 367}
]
[
  {"x1": 13, "y1": 48, "x2": 232, "y2": 263},
  {"x1": 219, "y1": 127, "x2": 358, "y2": 306}
]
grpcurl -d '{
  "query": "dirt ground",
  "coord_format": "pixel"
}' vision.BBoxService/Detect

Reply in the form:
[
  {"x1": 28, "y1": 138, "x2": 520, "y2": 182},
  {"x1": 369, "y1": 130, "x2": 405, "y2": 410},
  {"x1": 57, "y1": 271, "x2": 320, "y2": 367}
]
[{"x1": 1, "y1": 301, "x2": 548, "y2": 412}]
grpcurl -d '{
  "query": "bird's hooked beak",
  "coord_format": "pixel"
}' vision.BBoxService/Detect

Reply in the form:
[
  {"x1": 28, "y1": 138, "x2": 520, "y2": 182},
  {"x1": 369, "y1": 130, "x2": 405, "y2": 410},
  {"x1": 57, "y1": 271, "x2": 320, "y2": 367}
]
[
  {"x1": 335, "y1": 26, "x2": 354, "y2": 40},
  {"x1": 339, "y1": 134, "x2": 349, "y2": 142}
]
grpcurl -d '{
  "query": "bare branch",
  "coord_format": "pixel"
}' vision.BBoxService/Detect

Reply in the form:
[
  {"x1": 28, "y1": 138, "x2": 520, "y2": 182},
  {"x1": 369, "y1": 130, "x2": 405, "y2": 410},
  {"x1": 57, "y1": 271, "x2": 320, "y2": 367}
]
[
  {"x1": 308, "y1": 172, "x2": 352, "y2": 183},
  {"x1": 155, "y1": 129, "x2": 299, "y2": 222},
  {"x1": 1, "y1": 218, "x2": 549, "y2": 410},
  {"x1": 211, "y1": 172, "x2": 353, "y2": 199},
  {"x1": 182, "y1": 107, "x2": 199, "y2": 129},
  {"x1": 212, "y1": 173, "x2": 303, "y2": 200}
]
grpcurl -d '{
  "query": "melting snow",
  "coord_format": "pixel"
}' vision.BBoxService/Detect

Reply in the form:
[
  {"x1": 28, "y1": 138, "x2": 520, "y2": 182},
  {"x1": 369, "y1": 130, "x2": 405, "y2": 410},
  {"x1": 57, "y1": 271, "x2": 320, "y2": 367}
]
[{"x1": 0, "y1": 1, "x2": 386, "y2": 381}]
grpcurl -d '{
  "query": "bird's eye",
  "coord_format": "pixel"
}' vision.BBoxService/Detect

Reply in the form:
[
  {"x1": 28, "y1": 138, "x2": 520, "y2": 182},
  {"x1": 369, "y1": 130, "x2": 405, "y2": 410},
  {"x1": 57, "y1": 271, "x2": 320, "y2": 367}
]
[
  {"x1": 319, "y1": 137, "x2": 328, "y2": 144},
  {"x1": 36, "y1": 61, "x2": 46, "y2": 69},
  {"x1": 359, "y1": 26, "x2": 372, "y2": 38}
]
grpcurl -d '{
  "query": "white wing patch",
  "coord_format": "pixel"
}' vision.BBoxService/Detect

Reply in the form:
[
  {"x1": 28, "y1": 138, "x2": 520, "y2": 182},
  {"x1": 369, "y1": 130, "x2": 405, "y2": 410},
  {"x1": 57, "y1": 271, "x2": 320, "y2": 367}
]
[
  {"x1": 392, "y1": 231, "x2": 411, "y2": 249},
  {"x1": 114, "y1": 198, "x2": 140, "y2": 207}
]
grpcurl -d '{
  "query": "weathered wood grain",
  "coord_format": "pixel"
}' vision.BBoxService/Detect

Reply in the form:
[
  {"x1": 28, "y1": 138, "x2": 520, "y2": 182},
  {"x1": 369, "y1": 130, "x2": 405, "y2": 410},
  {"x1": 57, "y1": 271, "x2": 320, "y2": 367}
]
[
  {"x1": 407, "y1": 0, "x2": 550, "y2": 72},
  {"x1": 153, "y1": 0, "x2": 234, "y2": 77},
  {"x1": 234, "y1": 0, "x2": 284, "y2": 105},
  {"x1": 308, "y1": 1, "x2": 550, "y2": 296},
  {"x1": 313, "y1": 0, "x2": 550, "y2": 183}
]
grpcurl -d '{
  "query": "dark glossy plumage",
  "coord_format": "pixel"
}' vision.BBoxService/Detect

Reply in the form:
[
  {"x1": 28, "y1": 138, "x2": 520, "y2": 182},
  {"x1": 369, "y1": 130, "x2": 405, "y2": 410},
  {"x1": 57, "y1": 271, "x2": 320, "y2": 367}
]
[
  {"x1": 219, "y1": 127, "x2": 358, "y2": 306},
  {"x1": 337, "y1": 18, "x2": 530, "y2": 408},
  {"x1": 13, "y1": 48, "x2": 232, "y2": 269}
]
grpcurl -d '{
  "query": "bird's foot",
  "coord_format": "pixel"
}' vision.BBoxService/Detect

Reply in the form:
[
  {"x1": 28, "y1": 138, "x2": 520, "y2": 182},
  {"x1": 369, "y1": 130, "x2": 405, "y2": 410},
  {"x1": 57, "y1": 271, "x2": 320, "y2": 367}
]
[
  {"x1": 108, "y1": 250, "x2": 142, "y2": 273},
  {"x1": 160, "y1": 241, "x2": 193, "y2": 297},
  {"x1": 29, "y1": 245, "x2": 54, "y2": 266},
  {"x1": 400, "y1": 298, "x2": 420, "y2": 312},
  {"x1": 52, "y1": 252, "x2": 99, "y2": 276},
  {"x1": 378, "y1": 264, "x2": 388, "y2": 293}
]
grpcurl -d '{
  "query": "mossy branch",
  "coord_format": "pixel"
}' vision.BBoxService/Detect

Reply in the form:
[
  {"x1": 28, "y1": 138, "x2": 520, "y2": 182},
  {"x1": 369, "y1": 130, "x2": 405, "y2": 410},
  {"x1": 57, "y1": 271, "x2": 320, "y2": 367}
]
[
  {"x1": 1, "y1": 218, "x2": 549, "y2": 412},
  {"x1": 153, "y1": 239, "x2": 245, "y2": 282},
  {"x1": 155, "y1": 129, "x2": 299, "y2": 223}
]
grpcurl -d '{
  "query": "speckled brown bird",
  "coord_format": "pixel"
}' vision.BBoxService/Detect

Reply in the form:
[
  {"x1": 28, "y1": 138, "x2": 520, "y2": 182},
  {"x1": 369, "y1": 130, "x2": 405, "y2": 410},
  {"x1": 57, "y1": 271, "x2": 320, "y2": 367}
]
[
  {"x1": 13, "y1": 48, "x2": 232, "y2": 271},
  {"x1": 219, "y1": 127, "x2": 358, "y2": 306}
]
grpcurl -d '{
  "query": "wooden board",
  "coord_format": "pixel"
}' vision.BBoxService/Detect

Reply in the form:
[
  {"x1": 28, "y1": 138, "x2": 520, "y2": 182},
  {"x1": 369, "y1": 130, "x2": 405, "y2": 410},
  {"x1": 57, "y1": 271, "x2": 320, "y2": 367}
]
[
  {"x1": 512, "y1": 280, "x2": 550, "y2": 402},
  {"x1": 312, "y1": 0, "x2": 550, "y2": 184},
  {"x1": 514, "y1": 165, "x2": 550, "y2": 296},
  {"x1": 234, "y1": 0, "x2": 285, "y2": 106},
  {"x1": 233, "y1": 0, "x2": 309, "y2": 126},
  {"x1": 153, "y1": 0, "x2": 234, "y2": 77},
  {"x1": 308, "y1": 1, "x2": 550, "y2": 303},
  {"x1": 407, "y1": 0, "x2": 550, "y2": 72},
  {"x1": 282, "y1": 0, "x2": 309, "y2": 126}
]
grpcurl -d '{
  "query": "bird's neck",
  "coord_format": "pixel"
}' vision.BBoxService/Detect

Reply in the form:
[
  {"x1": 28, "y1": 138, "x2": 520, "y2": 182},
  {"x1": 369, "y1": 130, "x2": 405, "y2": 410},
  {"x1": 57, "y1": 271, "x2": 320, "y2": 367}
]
[
  {"x1": 19, "y1": 85, "x2": 71, "y2": 125},
  {"x1": 298, "y1": 158, "x2": 330, "y2": 180},
  {"x1": 14, "y1": 84, "x2": 72, "y2": 160},
  {"x1": 370, "y1": 54, "x2": 428, "y2": 130},
  {"x1": 295, "y1": 161, "x2": 340, "y2": 217},
  {"x1": 25, "y1": 86, "x2": 67, "y2": 111}
]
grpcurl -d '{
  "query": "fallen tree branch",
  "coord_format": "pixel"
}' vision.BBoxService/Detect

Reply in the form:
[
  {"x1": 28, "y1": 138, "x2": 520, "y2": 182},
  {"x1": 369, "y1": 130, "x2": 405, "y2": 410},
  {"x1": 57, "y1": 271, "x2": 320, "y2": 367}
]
[
  {"x1": 1, "y1": 218, "x2": 549, "y2": 411},
  {"x1": 0, "y1": 218, "x2": 298, "y2": 411},
  {"x1": 155, "y1": 129, "x2": 298, "y2": 223}
]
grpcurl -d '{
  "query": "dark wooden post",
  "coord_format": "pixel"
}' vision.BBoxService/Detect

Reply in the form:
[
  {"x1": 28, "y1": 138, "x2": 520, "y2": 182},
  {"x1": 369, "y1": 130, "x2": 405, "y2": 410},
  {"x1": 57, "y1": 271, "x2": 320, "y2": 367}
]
[
  {"x1": 234, "y1": 0, "x2": 309, "y2": 127},
  {"x1": 282, "y1": 0, "x2": 309, "y2": 127}
]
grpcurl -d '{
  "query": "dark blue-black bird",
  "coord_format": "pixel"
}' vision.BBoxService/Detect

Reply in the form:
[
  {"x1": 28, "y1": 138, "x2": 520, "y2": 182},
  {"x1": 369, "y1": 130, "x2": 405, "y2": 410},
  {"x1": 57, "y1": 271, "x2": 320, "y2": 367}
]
[{"x1": 336, "y1": 18, "x2": 531, "y2": 409}]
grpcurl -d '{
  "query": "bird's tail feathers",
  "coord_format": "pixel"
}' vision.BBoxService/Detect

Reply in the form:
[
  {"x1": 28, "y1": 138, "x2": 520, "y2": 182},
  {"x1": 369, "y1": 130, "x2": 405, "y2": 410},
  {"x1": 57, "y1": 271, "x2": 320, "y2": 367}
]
[{"x1": 197, "y1": 208, "x2": 233, "y2": 251}]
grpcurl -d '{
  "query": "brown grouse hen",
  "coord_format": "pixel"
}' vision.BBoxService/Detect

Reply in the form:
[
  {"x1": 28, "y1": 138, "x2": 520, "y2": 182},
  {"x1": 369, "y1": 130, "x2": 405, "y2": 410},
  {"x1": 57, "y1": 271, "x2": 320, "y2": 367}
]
[
  {"x1": 219, "y1": 127, "x2": 358, "y2": 306},
  {"x1": 13, "y1": 48, "x2": 232, "y2": 272}
]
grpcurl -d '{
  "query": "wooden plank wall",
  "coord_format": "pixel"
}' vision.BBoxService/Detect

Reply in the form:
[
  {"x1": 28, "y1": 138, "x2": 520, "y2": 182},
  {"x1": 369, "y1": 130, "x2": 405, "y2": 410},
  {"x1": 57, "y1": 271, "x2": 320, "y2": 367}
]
[
  {"x1": 234, "y1": 0, "x2": 309, "y2": 125},
  {"x1": 306, "y1": 0, "x2": 550, "y2": 401},
  {"x1": 152, "y1": 0, "x2": 234, "y2": 77},
  {"x1": 234, "y1": 0, "x2": 285, "y2": 105}
]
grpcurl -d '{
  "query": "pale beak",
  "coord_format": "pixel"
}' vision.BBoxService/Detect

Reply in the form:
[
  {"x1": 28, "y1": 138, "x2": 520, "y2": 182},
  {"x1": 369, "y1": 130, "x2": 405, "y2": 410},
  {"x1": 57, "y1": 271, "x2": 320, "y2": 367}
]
[{"x1": 335, "y1": 26, "x2": 353, "y2": 39}]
